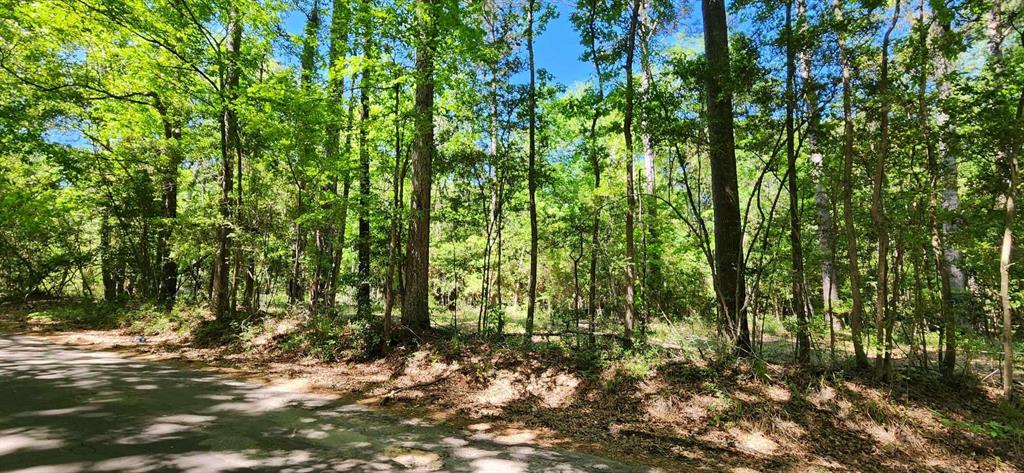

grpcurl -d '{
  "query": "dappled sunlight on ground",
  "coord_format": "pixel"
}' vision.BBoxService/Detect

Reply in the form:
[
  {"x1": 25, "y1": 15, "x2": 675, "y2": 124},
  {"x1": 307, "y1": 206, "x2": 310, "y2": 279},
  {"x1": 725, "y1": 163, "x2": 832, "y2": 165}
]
[
  {"x1": 3, "y1": 300, "x2": 1023, "y2": 472},
  {"x1": 0, "y1": 336, "x2": 638, "y2": 472}
]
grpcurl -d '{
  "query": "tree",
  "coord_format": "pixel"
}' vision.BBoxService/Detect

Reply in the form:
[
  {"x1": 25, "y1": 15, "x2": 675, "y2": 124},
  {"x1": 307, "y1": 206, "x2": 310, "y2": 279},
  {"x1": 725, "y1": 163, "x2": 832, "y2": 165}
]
[
  {"x1": 621, "y1": 0, "x2": 641, "y2": 345},
  {"x1": 700, "y1": 0, "x2": 750, "y2": 353},
  {"x1": 356, "y1": 0, "x2": 375, "y2": 320},
  {"x1": 834, "y1": 0, "x2": 868, "y2": 368},
  {"x1": 786, "y1": 0, "x2": 810, "y2": 363},
  {"x1": 402, "y1": 0, "x2": 437, "y2": 333},
  {"x1": 213, "y1": 7, "x2": 242, "y2": 321},
  {"x1": 524, "y1": 0, "x2": 539, "y2": 340}
]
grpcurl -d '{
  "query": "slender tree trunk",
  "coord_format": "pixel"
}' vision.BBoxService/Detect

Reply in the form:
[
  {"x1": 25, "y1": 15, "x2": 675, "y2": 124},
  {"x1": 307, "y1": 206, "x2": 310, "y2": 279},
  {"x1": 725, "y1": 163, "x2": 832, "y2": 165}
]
[
  {"x1": 988, "y1": 0, "x2": 1021, "y2": 399},
  {"x1": 1000, "y1": 112, "x2": 1019, "y2": 399},
  {"x1": 384, "y1": 82, "x2": 405, "y2": 345},
  {"x1": 619, "y1": 0, "x2": 641, "y2": 346},
  {"x1": 312, "y1": 0, "x2": 351, "y2": 313},
  {"x1": 328, "y1": 81, "x2": 357, "y2": 307},
  {"x1": 834, "y1": 0, "x2": 868, "y2": 367},
  {"x1": 798, "y1": 0, "x2": 839, "y2": 316},
  {"x1": 639, "y1": 2, "x2": 660, "y2": 335},
  {"x1": 917, "y1": 9, "x2": 958, "y2": 377},
  {"x1": 525, "y1": 0, "x2": 539, "y2": 341},
  {"x1": 786, "y1": 0, "x2": 810, "y2": 364},
  {"x1": 213, "y1": 12, "x2": 241, "y2": 321},
  {"x1": 872, "y1": 2, "x2": 899, "y2": 376},
  {"x1": 701, "y1": 0, "x2": 750, "y2": 353},
  {"x1": 101, "y1": 212, "x2": 118, "y2": 301},
  {"x1": 478, "y1": 56, "x2": 502, "y2": 333},
  {"x1": 584, "y1": 0, "x2": 605, "y2": 347},
  {"x1": 402, "y1": 0, "x2": 436, "y2": 333},
  {"x1": 356, "y1": 29, "x2": 373, "y2": 320}
]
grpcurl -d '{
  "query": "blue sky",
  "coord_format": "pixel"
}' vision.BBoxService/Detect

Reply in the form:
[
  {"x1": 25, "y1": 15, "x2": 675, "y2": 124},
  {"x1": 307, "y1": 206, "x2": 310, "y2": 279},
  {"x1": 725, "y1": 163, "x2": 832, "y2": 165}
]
[{"x1": 280, "y1": 1, "x2": 592, "y2": 87}]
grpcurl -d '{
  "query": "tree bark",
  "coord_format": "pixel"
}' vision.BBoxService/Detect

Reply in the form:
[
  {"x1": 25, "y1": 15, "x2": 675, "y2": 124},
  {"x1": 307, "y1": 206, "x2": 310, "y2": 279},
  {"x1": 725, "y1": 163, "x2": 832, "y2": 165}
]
[
  {"x1": 872, "y1": 2, "x2": 899, "y2": 377},
  {"x1": 786, "y1": 0, "x2": 810, "y2": 364},
  {"x1": 988, "y1": 0, "x2": 1021, "y2": 399},
  {"x1": 525, "y1": 0, "x2": 539, "y2": 341},
  {"x1": 584, "y1": 0, "x2": 605, "y2": 347},
  {"x1": 311, "y1": 0, "x2": 350, "y2": 314},
  {"x1": 384, "y1": 82, "x2": 405, "y2": 345},
  {"x1": 798, "y1": 0, "x2": 839, "y2": 314},
  {"x1": 701, "y1": 0, "x2": 750, "y2": 353},
  {"x1": 213, "y1": 11, "x2": 241, "y2": 321},
  {"x1": 932, "y1": 17, "x2": 960, "y2": 376},
  {"x1": 155, "y1": 99, "x2": 181, "y2": 308},
  {"x1": 402, "y1": 0, "x2": 436, "y2": 333},
  {"x1": 834, "y1": 0, "x2": 868, "y2": 367},
  {"x1": 356, "y1": 23, "x2": 373, "y2": 320},
  {"x1": 621, "y1": 0, "x2": 641, "y2": 346}
]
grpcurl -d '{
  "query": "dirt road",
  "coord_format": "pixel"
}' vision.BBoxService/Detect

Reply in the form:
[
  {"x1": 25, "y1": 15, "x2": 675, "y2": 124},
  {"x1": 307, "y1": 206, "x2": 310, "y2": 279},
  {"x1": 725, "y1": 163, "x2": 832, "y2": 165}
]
[{"x1": 0, "y1": 336, "x2": 639, "y2": 472}]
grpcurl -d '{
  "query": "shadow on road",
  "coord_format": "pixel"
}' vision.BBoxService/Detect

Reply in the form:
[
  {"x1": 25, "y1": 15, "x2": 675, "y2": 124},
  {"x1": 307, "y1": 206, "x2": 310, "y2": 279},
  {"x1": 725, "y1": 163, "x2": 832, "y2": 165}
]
[{"x1": 0, "y1": 336, "x2": 637, "y2": 472}]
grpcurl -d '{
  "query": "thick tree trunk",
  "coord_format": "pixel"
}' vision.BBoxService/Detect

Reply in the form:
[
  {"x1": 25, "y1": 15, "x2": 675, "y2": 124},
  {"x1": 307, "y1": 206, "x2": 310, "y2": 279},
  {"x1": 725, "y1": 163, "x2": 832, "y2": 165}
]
[
  {"x1": 913, "y1": 7, "x2": 958, "y2": 377},
  {"x1": 402, "y1": 0, "x2": 436, "y2": 333},
  {"x1": 701, "y1": 0, "x2": 750, "y2": 353}
]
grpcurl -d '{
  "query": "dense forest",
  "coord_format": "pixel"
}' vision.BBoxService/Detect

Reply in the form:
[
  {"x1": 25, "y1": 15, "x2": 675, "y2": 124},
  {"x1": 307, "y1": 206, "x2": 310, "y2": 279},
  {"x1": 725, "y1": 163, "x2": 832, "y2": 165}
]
[{"x1": 2, "y1": 0, "x2": 1024, "y2": 396}]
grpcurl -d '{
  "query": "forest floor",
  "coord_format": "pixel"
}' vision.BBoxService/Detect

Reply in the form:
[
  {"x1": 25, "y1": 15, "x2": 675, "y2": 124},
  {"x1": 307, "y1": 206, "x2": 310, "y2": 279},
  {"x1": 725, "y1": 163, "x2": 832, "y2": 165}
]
[{"x1": 1, "y1": 300, "x2": 1023, "y2": 472}]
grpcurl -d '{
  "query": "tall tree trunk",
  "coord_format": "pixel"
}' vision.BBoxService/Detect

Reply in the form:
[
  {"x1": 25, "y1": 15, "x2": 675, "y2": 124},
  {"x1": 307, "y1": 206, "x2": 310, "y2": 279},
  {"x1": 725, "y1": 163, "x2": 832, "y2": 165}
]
[
  {"x1": 639, "y1": 1, "x2": 661, "y2": 335},
  {"x1": 213, "y1": 11, "x2": 241, "y2": 321},
  {"x1": 356, "y1": 27, "x2": 373, "y2": 320},
  {"x1": 312, "y1": 0, "x2": 351, "y2": 313},
  {"x1": 914, "y1": 6, "x2": 958, "y2": 377},
  {"x1": 584, "y1": 0, "x2": 605, "y2": 347},
  {"x1": 402, "y1": 0, "x2": 436, "y2": 333},
  {"x1": 988, "y1": 0, "x2": 1021, "y2": 399},
  {"x1": 872, "y1": 2, "x2": 899, "y2": 377},
  {"x1": 930, "y1": 17, "x2": 960, "y2": 377},
  {"x1": 1000, "y1": 95, "x2": 1020, "y2": 399},
  {"x1": 834, "y1": 0, "x2": 868, "y2": 367},
  {"x1": 328, "y1": 82, "x2": 357, "y2": 307},
  {"x1": 786, "y1": 0, "x2": 810, "y2": 364},
  {"x1": 155, "y1": 99, "x2": 181, "y2": 308},
  {"x1": 701, "y1": 0, "x2": 750, "y2": 353},
  {"x1": 525, "y1": 0, "x2": 539, "y2": 341},
  {"x1": 384, "y1": 82, "x2": 405, "y2": 345},
  {"x1": 620, "y1": 0, "x2": 641, "y2": 346},
  {"x1": 798, "y1": 0, "x2": 839, "y2": 315}
]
